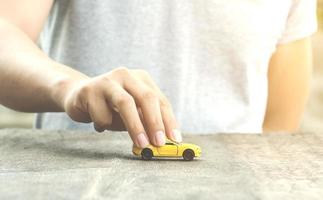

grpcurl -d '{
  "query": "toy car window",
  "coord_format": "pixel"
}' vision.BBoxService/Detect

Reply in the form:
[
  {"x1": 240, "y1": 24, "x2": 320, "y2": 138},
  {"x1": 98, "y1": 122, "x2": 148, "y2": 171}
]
[{"x1": 165, "y1": 142, "x2": 174, "y2": 145}]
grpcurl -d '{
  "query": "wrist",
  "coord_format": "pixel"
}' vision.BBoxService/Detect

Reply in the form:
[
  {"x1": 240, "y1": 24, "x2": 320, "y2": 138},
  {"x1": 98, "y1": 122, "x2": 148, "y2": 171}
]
[{"x1": 49, "y1": 66, "x2": 89, "y2": 112}]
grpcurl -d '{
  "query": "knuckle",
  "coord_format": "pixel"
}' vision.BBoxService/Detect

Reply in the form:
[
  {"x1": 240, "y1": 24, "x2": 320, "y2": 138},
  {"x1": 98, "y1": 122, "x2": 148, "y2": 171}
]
[
  {"x1": 132, "y1": 69, "x2": 151, "y2": 80},
  {"x1": 160, "y1": 98, "x2": 172, "y2": 109},
  {"x1": 140, "y1": 70, "x2": 153, "y2": 81},
  {"x1": 138, "y1": 69, "x2": 150, "y2": 77},
  {"x1": 140, "y1": 90, "x2": 157, "y2": 101},
  {"x1": 78, "y1": 84, "x2": 92, "y2": 97},
  {"x1": 115, "y1": 93, "x2": 134, "y2": 107},
  {"x1": 101, "y1": 75, "x2": 114, "y2": 85},
  {"x1": 114, "y1": 66, "x2": 130, "y2": 76}
]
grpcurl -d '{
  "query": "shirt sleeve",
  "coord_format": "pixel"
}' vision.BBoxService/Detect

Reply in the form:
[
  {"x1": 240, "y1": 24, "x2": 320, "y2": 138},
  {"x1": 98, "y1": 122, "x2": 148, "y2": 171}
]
[{"x1": 277, "y1": 0, "x2": 318, "y2": 44}]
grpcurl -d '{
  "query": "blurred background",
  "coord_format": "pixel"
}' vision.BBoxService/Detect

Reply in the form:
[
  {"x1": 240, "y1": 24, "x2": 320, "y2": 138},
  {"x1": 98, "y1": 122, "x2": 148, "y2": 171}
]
[
  {"x1": 0, "y1": 2, "x2": 323, "y2": 130},
  {"x1": 301, "y1": 1, "x2": 323, "y2": 132}
]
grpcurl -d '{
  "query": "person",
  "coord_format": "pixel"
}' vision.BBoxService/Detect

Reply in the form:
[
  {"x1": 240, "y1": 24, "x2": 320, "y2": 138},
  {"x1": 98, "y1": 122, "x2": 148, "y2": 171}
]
[{"x1": 0, "y1": 0, "x2": 317, "y2": 148}]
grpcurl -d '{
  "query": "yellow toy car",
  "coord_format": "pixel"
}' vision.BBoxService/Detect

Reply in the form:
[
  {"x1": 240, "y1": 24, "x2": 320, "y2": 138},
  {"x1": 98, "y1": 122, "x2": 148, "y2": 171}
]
[{"x1": 132, "y1": 139, "x2": 201, "y2": 161}]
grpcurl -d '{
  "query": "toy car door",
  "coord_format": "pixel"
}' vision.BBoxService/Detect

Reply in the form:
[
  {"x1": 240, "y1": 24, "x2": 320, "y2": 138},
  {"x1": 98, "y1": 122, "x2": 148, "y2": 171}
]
[{"x1": 157, "y1": 142, "x2": 178, "y2": 156}]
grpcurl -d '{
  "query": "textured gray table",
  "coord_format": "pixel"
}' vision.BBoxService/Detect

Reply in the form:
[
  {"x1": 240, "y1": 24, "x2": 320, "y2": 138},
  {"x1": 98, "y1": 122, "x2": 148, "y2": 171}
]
[{"x1": 0, "y1": 129, "x2": 323, "y2": 200}]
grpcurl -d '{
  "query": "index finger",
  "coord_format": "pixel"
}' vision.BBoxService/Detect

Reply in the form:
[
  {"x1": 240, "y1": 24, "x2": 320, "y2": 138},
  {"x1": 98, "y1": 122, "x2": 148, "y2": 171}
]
[{"x1": 104, "y1": 84, "x2": 150, "y2": 148}]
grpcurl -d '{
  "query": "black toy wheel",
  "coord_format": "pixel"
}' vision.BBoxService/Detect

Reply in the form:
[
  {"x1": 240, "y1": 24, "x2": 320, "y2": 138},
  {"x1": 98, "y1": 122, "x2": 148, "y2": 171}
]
[
  {"x1": 141, "y1": 148, "x2": 153, "y2": 160},
  {"x1": 183, "y1": 149, "x2": 195, "y2": 161}
]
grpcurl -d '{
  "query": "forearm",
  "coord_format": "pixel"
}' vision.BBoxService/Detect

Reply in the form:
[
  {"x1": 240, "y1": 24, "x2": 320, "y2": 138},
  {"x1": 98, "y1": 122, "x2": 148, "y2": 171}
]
[
  {"x1": 263, "y1": 38, "x2": 312, "y2": 132},
  {"x1": 0, "y1": 18, "x2": 88, "y2": 112}
]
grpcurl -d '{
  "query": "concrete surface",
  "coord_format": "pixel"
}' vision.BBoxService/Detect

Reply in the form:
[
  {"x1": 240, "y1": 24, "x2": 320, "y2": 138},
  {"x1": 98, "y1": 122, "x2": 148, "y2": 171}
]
[{"x1": 1, "y1": 129, "x2": 323, "y2": 200}]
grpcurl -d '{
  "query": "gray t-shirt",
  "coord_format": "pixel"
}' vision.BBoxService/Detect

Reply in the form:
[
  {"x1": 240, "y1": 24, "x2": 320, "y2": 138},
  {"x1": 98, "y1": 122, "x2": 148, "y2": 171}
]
[{"x1": 37, "y1": 0, "x2": 317, "y2": 133}]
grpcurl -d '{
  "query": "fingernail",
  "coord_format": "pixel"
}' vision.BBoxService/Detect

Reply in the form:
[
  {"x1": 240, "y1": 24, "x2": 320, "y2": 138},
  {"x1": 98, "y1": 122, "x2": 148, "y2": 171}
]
[
  {"x1": 172, "y1": 129, "x2": 182, "y2": 142},
  {"x1": 155, "y1": 131, "x2": 166, "y2": 146},
  {"x1": 137, "y1": 133, "x2": 149, "y2": 148}
]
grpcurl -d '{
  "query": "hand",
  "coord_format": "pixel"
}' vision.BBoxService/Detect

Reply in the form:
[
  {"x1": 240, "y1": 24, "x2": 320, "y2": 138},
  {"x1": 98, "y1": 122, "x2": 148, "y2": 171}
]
[{"x1": 62, "y1": 67, "x2": 182, "y2": 147}]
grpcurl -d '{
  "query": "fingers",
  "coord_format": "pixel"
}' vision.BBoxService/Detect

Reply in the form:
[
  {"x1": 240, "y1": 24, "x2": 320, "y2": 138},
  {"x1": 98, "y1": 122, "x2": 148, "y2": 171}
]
[
  {"x1": 63, "y1": 87, "x2": 92, "y2": 123},
  {"x1": 137, "y1": 90, "x2": 166, "y2": 146},
  {"x1": 132, "y1": 69, "x2": 182, "y2": 143},
  {"x1": 104, "y1": 83, "x2": 150, "y2": 148},
  {"x1": 107, "y1": 112, "x2": 126, "y2": 131},
  {"x1": 87, "y1": 94, "x2": 113, "y2": 132},
  {"x1": 66, "y1": 67, "x2": 181, "y2": 148},
  {"x1": 123, "y1": 78, "x2": 166, "y2": 146},
  {"x1": 159, "y1": 96, "x2": 182, "y2": 143}
]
